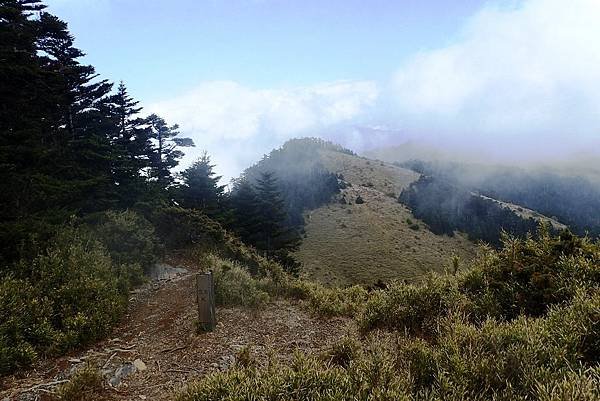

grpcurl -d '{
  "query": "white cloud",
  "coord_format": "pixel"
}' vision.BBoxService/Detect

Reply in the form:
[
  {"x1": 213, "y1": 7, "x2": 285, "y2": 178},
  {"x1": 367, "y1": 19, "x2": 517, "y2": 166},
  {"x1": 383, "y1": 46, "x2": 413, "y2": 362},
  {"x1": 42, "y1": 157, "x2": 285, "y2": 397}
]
[
  {"x1": 149, "y1": 0, "x2": 600, "y2": 180},
  {"x1": 148, "y1": 80, "x2": 378, "y2": 181},
  {"x1": 391, "y1": 0, "x2": 600, "y2": 157}
]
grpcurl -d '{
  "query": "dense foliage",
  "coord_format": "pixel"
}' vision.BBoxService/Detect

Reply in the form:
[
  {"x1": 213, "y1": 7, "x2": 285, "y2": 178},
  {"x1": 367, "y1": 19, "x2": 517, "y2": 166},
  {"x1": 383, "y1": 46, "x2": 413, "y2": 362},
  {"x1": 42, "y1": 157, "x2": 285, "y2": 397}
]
[
  {"x1": 0, "y1": 0, "x2": 198, "y2": 375},
  {"x1": 226, "y1": 138, "x2": 343, "y2": 270},
  {"x1": 400, "y1": 159, "x2": 600, "y2": 238},
  {"x1": 180, "y1": 230, "x2": 600, "y2": 401},
  {"x1": 0, "y1": 224, "x2": 144, "y2": 374},
  {"x1": 0, "y1": 0, "x2": 193, "y2": 267},
  {"x1": 399, "y1": 175, "x2": 539, "y2": 245},
  {"x1": 238, "y1": 138, "x2": 343, "y2": 228}
]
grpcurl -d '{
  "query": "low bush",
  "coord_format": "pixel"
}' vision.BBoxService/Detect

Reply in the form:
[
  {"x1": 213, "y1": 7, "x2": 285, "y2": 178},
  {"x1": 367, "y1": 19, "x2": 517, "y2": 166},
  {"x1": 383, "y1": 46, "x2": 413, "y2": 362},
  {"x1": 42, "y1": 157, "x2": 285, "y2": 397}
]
[
  {"x1": 205, "y1": 255, "x2": 270, "y2": 308},
  {"x1": 55, "y1": 365, "x2": 103, "y2": 401},
  {"x1": 202, "y1": 254, "x2": 369, "y2": 317},
  {"x1": 0, "y1": 226, "x2": 128, "y2": 375},
  {"x1": 151, "y1": 206, "x2": 286, "y2": 279},
  {"x1": 358, "y1": 275, "x2": 464, "y2": 336},
  {"x1": 89, "y1": 210, "x2": 160, "y2": 275},
  {"x1": 460, "y1": 228, "x2": 600, "y2": 321},
  {"x1": 179, "y1": 293, "x2": 600, "y2": 401}
]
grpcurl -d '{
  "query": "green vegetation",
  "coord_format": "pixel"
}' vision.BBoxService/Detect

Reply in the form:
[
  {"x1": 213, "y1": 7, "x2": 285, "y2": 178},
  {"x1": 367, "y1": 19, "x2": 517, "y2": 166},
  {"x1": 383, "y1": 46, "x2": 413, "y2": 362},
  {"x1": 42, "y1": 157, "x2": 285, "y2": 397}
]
[
  {"x1": 180, "y1": 230, "x2": 600, "y2": 401},
  {"x1": 0, "y1": 226, "x2": 132, "y2": 374},
  {"x1": 175, "y1": 152, "x2": 228, "y2": 222},
  {"x1": 400, "y1": 175, "x2": 540, "y2": 245},
  {"x1": 55, "y1": 365, "x2": 103, "y2": 401},
  {"x1": 400, "y1": 159, "x2": 600, "y2": 238},
  {"x1": 207, "y1": 255, "x2": 270, "y2": 308}
]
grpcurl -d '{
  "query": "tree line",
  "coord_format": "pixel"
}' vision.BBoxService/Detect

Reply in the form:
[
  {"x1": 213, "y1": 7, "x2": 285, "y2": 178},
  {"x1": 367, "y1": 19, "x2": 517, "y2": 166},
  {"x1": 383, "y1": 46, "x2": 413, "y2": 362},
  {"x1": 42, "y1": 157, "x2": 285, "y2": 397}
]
[
  {"x1": 399, "y1": 159, "x2": 600, "y2": 238},
  {"x1": 399, "y1": 175, "x2": 539, "y2": 246}
]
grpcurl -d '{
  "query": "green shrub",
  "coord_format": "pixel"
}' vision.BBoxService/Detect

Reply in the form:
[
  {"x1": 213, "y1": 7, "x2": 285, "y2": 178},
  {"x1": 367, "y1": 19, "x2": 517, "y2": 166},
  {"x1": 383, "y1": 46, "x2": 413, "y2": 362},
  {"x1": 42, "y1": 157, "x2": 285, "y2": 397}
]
[
  {"x1": 358, "y1": 275, "x2": 464, "y2": 336},
  {"x1": 321, "y1": 336, "x2": 361, "y2": 368},
  {"x1": 55, "y1": 365, "x2": 103, "y2": 401},
  {"x1": 409, "y1": 223, "x2": 420, "y2": 231},
  {"x1": 0, "y1": 226, "x2": 127, "y2": 374},
  {"x1": 279, "y1": 280, "x2": 369, "y2": 317},
  {"x1": 206, "y1": 255, "x2": 270, "y2": 308},
  {"x1": 177, "y1": 350, "x2": 408, "y2": 401},
  {"x1": 151, "y1": 206, "x2": 285, "y2": 279},
  {"x1": 90, "y1": 210, "x2": 160, "y2": 276},
  {"x1": 459, "y1": 230, "x2": 600, "y2": 321}
]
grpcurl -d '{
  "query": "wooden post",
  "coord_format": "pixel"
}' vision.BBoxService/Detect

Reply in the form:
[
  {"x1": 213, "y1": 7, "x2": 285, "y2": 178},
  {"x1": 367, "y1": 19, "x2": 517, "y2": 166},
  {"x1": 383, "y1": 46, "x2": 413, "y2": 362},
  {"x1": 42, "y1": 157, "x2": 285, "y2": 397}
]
[{"x1": 196, "y1": 272, "x2": 216, "y2": 332}]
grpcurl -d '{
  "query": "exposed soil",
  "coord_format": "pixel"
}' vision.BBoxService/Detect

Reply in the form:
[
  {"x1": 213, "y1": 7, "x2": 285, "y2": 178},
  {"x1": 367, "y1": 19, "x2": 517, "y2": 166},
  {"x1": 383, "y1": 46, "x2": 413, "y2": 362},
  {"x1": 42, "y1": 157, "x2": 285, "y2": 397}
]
[{"x1": 0, "y1": 258, "x2": 353, "y2": 400}]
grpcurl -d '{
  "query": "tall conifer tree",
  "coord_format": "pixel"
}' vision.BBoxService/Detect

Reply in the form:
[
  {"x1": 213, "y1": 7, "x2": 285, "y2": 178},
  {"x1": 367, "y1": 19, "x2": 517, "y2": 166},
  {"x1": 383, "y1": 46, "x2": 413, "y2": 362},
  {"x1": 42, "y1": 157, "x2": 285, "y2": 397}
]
[
  {"x1": 177, "y1": 152, "x2": 226, "y2": 219},
  {"x1": 146, "y1": 114, "x2": 194, "y2": 190}
]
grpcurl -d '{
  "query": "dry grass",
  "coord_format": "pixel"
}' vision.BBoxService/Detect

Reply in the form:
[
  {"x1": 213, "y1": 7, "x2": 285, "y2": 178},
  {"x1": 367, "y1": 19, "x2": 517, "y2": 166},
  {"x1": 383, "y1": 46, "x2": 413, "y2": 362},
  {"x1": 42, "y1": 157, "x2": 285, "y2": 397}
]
[{"x1": 295, "y1": 151, "x2": 477, "y2": 286}]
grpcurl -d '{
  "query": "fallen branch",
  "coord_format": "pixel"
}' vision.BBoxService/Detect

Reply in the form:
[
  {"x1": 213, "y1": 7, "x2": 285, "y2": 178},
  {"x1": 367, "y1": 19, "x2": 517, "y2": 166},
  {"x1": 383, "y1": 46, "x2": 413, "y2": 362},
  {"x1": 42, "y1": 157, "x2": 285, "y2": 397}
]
[
  {"x1": 23, "y1": 379, "x2": 69, "y2": 393},
  {"x1": 166, "y1": 368, "x2": 192, "y2": 374},
  {"x1": 160, "y1": 345, "x2": 187, "y2": 353},
  {"x1": 102, "y1": 352, "x2": 117, "y2": 369}
]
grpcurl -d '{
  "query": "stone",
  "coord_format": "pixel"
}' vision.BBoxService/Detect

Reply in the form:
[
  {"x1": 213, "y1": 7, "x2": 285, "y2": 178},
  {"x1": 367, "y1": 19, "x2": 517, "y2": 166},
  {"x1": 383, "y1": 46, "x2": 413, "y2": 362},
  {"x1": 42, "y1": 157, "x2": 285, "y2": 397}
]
[
  {"x1": 149, "y1": 263, "x2": 188, "y2": 281},
  {"x1": 133, "y1": 358, "x2": 147, "y2": 371},
  {"x1": 109, "y1": 362, "x2": 137, "y2": 387}
]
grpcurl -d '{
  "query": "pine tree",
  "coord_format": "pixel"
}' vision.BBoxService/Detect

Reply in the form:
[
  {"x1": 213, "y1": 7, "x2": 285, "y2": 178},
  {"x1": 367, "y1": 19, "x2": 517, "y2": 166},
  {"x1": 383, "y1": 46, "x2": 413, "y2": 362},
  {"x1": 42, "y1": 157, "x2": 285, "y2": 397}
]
[
  {"x1": 230, "y1": 177, "x2": 261, "y2": 244},
  {"x1": 176, "y1": 152, "x2": 226, "y2": 219},
  {"x1": 0, "y1": 0, "x2": 62, "y2": 263},
  {"x1": 36, "y1": 11, "x2": 117, "y2": 212},
  {"x1": 146, "y1": 113, "x2": 194, "y2": 190},
  {"x1": 254, "y1": 172, "x2": 300, "y2": 271},
  {"x1": 108, "y1": 82, "x2": 152, "y2": 206}
]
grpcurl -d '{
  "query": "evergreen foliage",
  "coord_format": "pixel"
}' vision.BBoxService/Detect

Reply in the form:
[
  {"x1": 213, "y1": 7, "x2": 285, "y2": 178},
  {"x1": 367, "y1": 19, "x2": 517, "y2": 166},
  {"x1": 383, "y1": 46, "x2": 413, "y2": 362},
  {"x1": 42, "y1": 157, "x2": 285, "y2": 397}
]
[
  {"x1": 176, "y1": 152, "x2": 227, "y2": 220},
  {"x1": 231, "y1": 171, "x2": 301, "y2": 272},
  {"x1": 241, "y1": 138, "x2": 342, "y2": 228},
  {"x1": 400, "y1": 159, "x2": 600, "y2": 238},
  {"x1": 0, "y1": 226, "x2": 130, "y2": 374},
  {"x1": 146, "y1": 114, "x2": 194, "y2": 190},
  {"x1": 0, "y1": 0, "x2": 193, "y2": 265},
  {"x1": 399, "y1": 175, "x2": 539, "y2": 245}
]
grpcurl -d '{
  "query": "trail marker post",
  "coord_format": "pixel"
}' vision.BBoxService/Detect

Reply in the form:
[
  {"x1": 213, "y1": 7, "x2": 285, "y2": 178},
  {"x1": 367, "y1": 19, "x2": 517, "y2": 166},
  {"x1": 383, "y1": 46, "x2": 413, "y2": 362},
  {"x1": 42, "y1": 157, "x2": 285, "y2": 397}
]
[{"x1": 196, "y1": 272, "x2": 216, "y2": 332}]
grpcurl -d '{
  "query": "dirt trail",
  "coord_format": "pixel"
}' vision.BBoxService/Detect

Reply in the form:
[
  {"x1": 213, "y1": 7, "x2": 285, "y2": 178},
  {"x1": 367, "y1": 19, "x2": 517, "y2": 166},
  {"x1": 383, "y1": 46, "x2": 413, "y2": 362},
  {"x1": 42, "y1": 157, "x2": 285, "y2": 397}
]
[{"x1": 1, "y1": 259, "x2": 352, "y2": 400}]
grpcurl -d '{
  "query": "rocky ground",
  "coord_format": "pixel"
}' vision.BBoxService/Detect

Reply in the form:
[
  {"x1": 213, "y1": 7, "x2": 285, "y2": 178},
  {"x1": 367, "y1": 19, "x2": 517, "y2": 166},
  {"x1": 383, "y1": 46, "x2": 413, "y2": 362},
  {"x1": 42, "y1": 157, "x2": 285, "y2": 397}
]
[{"x1": 0, "y1": 258, "x2": 352, "y2": 400}]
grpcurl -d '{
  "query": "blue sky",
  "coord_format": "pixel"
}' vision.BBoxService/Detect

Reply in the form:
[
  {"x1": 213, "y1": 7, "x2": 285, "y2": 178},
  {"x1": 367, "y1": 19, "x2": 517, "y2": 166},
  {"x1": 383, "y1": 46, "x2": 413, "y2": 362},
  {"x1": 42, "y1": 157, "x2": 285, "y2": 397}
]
[
  {"x1": 44, "y1": 0, "x2": 600, "y2": 180},
  {"x1": 45, "y1": 0, "x2": 484, "y2": 102}
]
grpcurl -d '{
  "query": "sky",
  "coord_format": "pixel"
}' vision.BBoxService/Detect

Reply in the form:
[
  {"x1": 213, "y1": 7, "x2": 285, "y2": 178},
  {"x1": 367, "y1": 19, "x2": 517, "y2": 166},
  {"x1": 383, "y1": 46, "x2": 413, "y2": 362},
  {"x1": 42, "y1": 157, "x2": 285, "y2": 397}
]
[{"x1": 45, "y1": 0, "x2": 600, "y2": 181}]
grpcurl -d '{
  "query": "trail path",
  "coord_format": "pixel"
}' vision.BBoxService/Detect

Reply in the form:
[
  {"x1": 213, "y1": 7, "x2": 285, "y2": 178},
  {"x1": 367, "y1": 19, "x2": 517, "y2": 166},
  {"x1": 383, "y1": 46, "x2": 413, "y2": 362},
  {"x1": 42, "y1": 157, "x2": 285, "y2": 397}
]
[{"x1": 1, "y1": 257, "x2": 352, "y2": 400}]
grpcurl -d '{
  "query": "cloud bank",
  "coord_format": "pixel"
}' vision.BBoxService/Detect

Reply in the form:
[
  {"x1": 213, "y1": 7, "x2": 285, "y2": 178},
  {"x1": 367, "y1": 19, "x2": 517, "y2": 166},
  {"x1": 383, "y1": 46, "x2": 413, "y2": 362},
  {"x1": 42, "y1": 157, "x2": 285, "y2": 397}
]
[
  {"x1": 148, "y1": 80, "x2": 377, "y2": 180},
  {"x1": 391, "y1": 0, "x2": 600, "y2": 159},
  {"x1": 150, "y1": 0, "x2": 600, "y2": 181}
]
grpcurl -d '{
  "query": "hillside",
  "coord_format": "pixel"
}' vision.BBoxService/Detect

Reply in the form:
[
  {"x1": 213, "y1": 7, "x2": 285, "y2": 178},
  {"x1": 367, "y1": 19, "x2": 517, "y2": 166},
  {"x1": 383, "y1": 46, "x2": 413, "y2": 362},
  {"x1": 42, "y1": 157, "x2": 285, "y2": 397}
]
[
  {"x1": 294, "y1": 149, "x2": 477, "y2": 286},
  {"x1": 477, "y1": 194, "x2": 567, "y2": 230}
]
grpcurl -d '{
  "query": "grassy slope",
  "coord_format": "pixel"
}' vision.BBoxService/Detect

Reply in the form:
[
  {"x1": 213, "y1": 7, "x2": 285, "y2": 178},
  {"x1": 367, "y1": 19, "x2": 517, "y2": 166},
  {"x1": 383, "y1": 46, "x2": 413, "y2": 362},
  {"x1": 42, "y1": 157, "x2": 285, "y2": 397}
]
[{"x1": 295, "y1": 150, "x2": 477, "y2": 286}]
